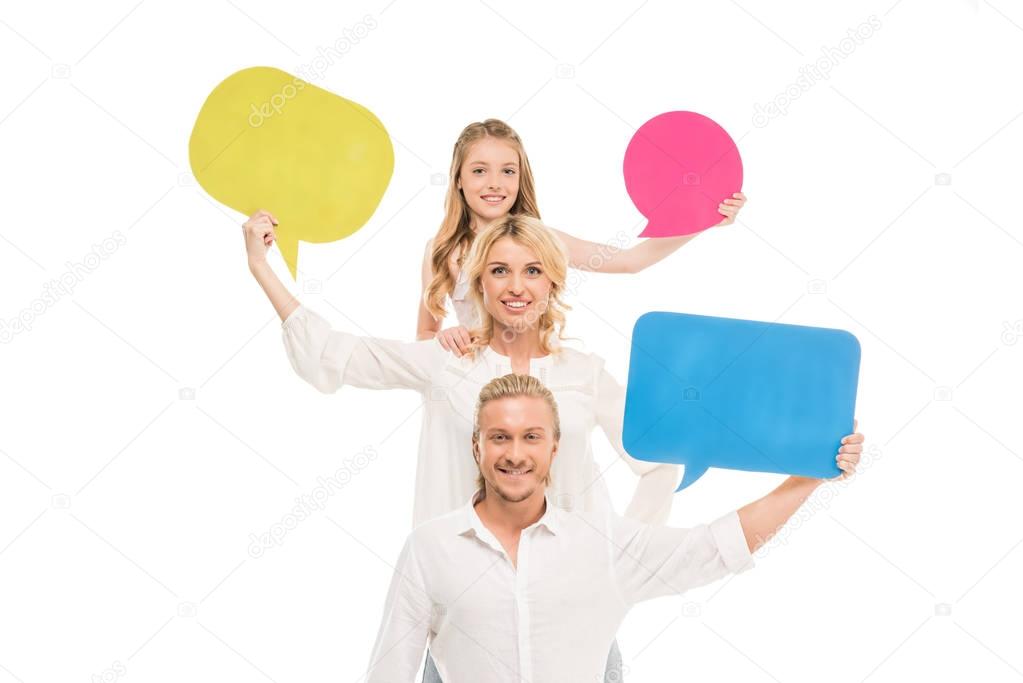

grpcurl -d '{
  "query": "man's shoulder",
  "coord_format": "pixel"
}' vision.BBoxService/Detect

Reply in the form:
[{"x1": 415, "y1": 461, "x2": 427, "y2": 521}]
[{"x1": 409, "y1": 506, "x2": 468, "y2": 544}]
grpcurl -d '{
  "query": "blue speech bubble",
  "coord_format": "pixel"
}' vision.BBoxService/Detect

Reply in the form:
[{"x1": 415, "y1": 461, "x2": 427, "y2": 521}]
[{"x1": 623, "y1": 312, "x2": 860, "y2": 490}]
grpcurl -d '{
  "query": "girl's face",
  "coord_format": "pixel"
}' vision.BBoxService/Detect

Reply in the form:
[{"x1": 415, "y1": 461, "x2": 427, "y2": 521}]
[
  {"x1": 480, "y1": 236, "x2": 551, "y2": 330},
  {"x1": 458, "y1": 137, "x2": 521, "y2": 227}
]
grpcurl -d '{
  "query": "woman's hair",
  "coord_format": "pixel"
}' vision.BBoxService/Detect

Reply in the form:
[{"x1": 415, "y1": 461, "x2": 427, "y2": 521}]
[
  {"x1": 424, "y1": 119, "x2": 541, "y2": 320},
  {"x1": 463, "y1": 214, "x2": 572, "y2": 359},
  {"x1": 472, "y1": 373, "x2": 561, "y2": 492}
]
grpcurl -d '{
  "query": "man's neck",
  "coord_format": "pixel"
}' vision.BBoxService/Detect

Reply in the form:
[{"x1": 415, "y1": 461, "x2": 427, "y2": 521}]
[{"x1": 475, "y1": 485, "x2": 547, "y2": 536}]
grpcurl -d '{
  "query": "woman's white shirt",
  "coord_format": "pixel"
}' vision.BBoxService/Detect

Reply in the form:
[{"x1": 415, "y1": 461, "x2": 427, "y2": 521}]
[{"x1": 282, "y1": 304, "x2": 681, "y2": 527}]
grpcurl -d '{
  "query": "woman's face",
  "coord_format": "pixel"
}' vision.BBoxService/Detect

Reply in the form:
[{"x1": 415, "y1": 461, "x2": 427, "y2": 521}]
[
  {"x1": 458, "y1": 137, "x2": 521, "y2": 226},
  {"x1": 480, "y1": 236, "x2": 551, "y2": 330}
]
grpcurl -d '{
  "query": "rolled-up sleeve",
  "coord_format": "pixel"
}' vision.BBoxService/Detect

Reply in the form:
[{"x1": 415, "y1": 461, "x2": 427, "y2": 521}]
[
  {"x1": 594, "y1": 360, "x2": 682, "y2": 525},
  {"x1": 281, "y1": 305, "x2": 439, "y2": 394},
  {"x1": 613, "y1": 510, "x2": 755, "y2": 605}
]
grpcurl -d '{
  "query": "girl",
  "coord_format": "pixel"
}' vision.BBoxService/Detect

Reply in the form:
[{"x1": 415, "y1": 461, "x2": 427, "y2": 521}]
[
  {"x1": 418, "y1": 118, "x2": 747, "y2": 357},
  {"x1": 244, "y1": 212, "x2": 683, "y2": 680}
]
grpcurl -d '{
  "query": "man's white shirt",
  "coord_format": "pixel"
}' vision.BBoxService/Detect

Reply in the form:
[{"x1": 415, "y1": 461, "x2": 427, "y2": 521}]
[{"x1": 366, "y1": 491, "x2": 755, "y2": 682}]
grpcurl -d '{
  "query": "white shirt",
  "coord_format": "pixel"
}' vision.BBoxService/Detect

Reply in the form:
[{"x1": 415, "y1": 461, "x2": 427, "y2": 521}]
[
  {"x1": 366, "y1": 491, "x2": 755, "y2": 682},
  {"x1": 448, "y1": 267, "x2": 479, "y2": 330},
  {"x1": 281, "y1": 305, "x2": 680, "y2": 527}
]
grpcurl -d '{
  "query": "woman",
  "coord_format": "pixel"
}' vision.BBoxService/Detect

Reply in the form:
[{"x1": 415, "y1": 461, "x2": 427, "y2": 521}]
[
  {"x1": 419, "y1": 119, "x2": 747, "y2": 356},
  {"x1": 244, "y1": 211, "x2": 679, "y2": 679}
]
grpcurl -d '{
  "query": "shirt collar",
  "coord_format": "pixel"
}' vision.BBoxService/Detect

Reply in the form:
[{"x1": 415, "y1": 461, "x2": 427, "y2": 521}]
[
  {"x1": 460, "y1": 489, "x2": 562, "y2": 540},
  {"x1": 482, "y1": 347, "x2": 555, "y2": 382}
]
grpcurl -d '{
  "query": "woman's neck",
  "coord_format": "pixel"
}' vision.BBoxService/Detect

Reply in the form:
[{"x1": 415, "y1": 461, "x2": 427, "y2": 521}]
[{"x1": 488, "y1": 322, "x2": 545, "y2": 363}]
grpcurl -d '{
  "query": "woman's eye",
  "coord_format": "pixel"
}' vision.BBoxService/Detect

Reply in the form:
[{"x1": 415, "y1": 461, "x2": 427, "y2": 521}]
[
  {"x1": 503, "y1": 168, "x2": 516, "y2": 175},
  {"x1": 472, "y1": 168, "x2": 485, "y2": 174},
  {"x1": 526, "y1": 267, "x2": 542, "y2": 276},
  {"x1": 491, "y1": 266, "x2": 507, "y2": 275}
]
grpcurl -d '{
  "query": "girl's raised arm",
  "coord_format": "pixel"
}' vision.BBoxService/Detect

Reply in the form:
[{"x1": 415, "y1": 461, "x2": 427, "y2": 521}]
[{"x1": 551, "y1": 192, "x2": 746, "y2": 274}]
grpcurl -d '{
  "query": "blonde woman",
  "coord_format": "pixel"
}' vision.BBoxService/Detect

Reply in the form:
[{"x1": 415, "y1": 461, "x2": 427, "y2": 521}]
[
  {"x1": 244, "y1": 211, "x2": 679, "y2": 680},
  {"x1": 419, "y1": 118, "x2": 747, "y2": 356}
]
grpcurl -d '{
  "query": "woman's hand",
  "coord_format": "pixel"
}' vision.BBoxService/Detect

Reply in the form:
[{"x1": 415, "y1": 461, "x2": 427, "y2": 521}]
[
  {"x1": 714, "y1": 191, "x2": 747, "y2": 227},
  {"x1": 435, "y1": 325, "x2": 472, "y2": 357},
  {"x1": 833, "y1": 419, "x2": 864, "y2": 481},
  {"x1": 243, "y1": 209, "x2": 278, "y2": 269}
]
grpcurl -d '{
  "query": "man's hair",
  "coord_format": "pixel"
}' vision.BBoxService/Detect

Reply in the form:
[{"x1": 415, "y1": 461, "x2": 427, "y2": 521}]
[{"x1": 471, "y1": 373, "x2": 561, "y2": 492}]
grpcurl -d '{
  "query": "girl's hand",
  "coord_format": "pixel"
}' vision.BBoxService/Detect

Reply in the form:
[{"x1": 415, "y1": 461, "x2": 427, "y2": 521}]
[
  {"x1": 833, "y1": 419, "x2": 864, "y2": 481},
  {"x1": 714, "y1": 191, "x2": 747, "y2": 227},
  {"x1": 436, "y1": 325, "x2": 472, "y2": 357},
  {"x1": 243, "y1": 209, "x2": 278, "y2": 268}
]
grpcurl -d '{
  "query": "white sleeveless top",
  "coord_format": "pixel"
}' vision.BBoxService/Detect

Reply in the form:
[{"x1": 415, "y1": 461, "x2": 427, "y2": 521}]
[{"x1": 448, "y1": 267, "x2": 480, "y2": 329}]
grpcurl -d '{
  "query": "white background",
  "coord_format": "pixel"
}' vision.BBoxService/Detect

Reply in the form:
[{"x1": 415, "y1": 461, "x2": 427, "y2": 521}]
[{"x1": 2, "y1": 0, "x2": 1022, "y2": 681}]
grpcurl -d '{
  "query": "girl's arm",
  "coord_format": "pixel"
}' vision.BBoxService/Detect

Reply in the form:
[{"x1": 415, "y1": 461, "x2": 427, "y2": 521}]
[
  {"x1": 417, "y1": 238, "x2": 473, "y2": 357},
  {"x1": 551, "y1": 192, "x2": 746, "y2": 274},
  {"x1": 416, "y1": 239, "x2": 442, "y2": 341}
]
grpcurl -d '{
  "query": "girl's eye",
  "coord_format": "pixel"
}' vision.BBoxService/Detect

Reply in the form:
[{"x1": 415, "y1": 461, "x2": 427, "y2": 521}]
[
  {"x1": 503, "y1": 168, "x2": 516, "y2": 175},
  {"x1": 472, "y1": 168, "x2": 485, "y2": 175}
]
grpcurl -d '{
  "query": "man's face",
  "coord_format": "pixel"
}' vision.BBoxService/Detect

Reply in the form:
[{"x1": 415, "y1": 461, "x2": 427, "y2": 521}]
[{"x1": 475, "y1": 395, "x2": 557, "y2": 503}]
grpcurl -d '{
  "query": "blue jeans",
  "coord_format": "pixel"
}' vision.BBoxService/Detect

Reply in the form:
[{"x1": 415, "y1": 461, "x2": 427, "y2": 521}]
[{"x1": 422, "y1": 639, "x2": 624, "y2": 681}]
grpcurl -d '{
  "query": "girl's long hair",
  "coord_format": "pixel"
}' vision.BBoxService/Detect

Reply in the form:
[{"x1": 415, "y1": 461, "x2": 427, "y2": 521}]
[
  {"x1": 424, "y1": 119, "x2": 541, "y2": 320},
  {"x1": 463, "y1": 215, "x2": 572, "y2": 359}
]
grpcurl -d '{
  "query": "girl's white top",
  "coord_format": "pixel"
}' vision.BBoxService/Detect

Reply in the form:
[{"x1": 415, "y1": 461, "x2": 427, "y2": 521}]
[
  {"x1": 282, "y1": 305, "x2": 680, "y2": 527},
  {"x1": 448, "y1": 267, "x2": 480, "y2": 330}
]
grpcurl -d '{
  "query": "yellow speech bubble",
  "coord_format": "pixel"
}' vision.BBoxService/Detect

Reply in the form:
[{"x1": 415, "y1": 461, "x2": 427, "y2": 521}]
[{"x1": 189, "y1": 66, "x2": 393, "y2": 279}]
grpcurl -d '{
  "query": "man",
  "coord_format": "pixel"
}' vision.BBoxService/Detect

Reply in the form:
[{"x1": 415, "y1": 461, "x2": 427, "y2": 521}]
[{"x1": 366, "y1": 374, "x2": 864, "y2": 681}]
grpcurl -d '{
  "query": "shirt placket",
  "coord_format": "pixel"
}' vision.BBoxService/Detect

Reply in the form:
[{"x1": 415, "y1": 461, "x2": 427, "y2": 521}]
[{"x1": 515, "y1": 528, "x2": 533, "y2": 682}]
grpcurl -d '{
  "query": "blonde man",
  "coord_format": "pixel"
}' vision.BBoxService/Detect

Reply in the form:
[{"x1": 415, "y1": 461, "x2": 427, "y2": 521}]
[{"x1": 366, "y1": 374, "x2": 864, "y2": 681}]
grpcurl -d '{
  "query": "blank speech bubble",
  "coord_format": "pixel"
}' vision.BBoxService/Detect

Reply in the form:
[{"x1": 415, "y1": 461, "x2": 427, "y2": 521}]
[
  {"x1": 189, "y1": 66, "x2": 394, "y2": 279},
  {"x1": 623, "y1": 311, "x2": 860, "y2": 490},
  {"x1": 623, "y1": 111, "x2": 743, "y2": 238}
]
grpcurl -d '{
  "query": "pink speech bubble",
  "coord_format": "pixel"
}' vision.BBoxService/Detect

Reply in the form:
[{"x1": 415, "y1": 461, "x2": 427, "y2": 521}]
[{"x1": 623, "y1": 111, "x2": 743, "y2": 238}]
